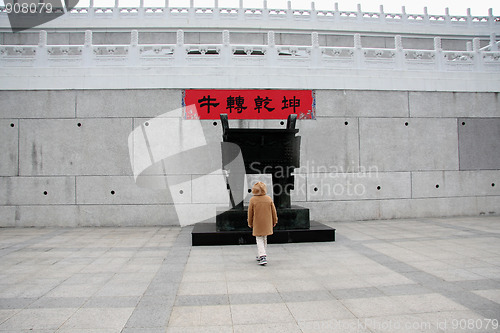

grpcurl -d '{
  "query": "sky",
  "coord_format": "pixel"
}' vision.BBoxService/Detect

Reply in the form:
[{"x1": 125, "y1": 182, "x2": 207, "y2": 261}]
[{"x1": 0, "y1": 0, "x2": 498, "y2": 16}]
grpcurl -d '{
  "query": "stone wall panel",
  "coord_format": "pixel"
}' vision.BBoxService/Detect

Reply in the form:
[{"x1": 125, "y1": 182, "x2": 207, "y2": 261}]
[
  {"x1": 410, "y1": 92, "x2": 500, "y2": 118},
  {"x1": 0, "y1": 120, "x2": 18, "y2": 176},
  {"x1": 412, "y1": 171, "x2": 500, "y2": 198},
  {"x1": 316, "y1": 90, "x2": 409, "y2": 118},
  {"x1": 5, "y1": 205, "x2": 179, "y2": 227},
  {"x1": 0, "y1": 90, "x2": 76, "y2": 119},
  {"x1": 19, "y1": 118, "x2": 132, "y2": 176},
  {"x1": 76, "y1": 175, "x2": 190, "y2": 205},
  {"x1": 303, "y1": 196, "x2": 500, "y2": 222},
  {"x1": 359, "y1": 118, "x2": 459, "y2": 172},
  {"x1": 0, "y1": 176, "x2": 75, "y2": 205},
  {"x1": 458, "y1": 118, "x2": 500, "y2": 170},
  {"x1": 77, "y1": 89, "x2": 182, "y2": 118},
  {"x1": 307, "y1": 172, "x2": 411, "y2": 201},
  {"x1": 297, "y1": 118, "x2": 359, "y2": 173}
]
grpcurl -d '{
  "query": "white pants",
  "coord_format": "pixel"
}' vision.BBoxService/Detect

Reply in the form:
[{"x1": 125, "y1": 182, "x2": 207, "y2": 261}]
[{"x1": 256, "y1": 236, "x2": 267, "y2": 257}]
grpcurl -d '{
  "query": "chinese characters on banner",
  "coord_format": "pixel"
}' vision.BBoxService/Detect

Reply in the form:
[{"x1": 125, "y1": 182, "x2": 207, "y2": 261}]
[{"x1": 184, "y1": 90, "x2": 315, "y2": 119}]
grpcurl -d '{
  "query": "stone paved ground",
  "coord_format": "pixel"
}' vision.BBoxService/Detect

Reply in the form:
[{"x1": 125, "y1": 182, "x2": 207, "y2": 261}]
[{"x1": 0, "y1": 216, "x2": 499, "y2": 332}]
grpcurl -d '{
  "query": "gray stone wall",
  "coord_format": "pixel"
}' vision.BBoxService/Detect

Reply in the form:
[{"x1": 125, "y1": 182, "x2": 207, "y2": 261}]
[
  {"x1": 0, "y1": 89, "x2": 498, "y2": 226},
  {"x1": 300, "y1": 90, "x2": 500, "y2": 222}
]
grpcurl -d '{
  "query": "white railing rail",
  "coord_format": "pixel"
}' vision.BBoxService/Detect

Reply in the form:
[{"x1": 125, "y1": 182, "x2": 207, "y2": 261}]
[
  {"x1": 0, "y1": 1, "x2": 498, "y2": 33},
  {"x1": 1, "y1": 30, "x2": 499, "y2": 72},
  {"x1": 480, "y1": 37, "x2": 500, "y2": 51}
]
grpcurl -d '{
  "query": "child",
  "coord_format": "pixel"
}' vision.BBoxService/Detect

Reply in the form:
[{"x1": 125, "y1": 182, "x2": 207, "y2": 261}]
[{"x1": 248, "y1": 181, "x2": 278, "y2": 265}]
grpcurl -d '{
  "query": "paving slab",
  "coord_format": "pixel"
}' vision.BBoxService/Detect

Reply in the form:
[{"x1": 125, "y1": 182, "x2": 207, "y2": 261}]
[{"x1": 0, "y1": 216, "x2": 499, "y2": 332}]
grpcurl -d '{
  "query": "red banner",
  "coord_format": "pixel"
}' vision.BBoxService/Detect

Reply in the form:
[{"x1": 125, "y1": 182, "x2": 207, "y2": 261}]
[{"x1": 184, "y1": 89, "x2": 315, "y2": 119}]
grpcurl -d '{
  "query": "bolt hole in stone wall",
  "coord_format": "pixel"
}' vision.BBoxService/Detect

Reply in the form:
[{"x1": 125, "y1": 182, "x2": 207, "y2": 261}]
[
  {"x1": 458, "y1": 118, "x2": 500, "y2": 171},
  {"x1": 10, "y1": 123, "x2": 15, "y2": 127},
  {"x1": 110, "y1": 190, "x2": 115, "y2": 195}
]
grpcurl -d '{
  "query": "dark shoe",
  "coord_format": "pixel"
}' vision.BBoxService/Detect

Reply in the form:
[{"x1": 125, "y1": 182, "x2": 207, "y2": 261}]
[{"x1": 258, "y1": 256, "x2": 267, "y2": 265}]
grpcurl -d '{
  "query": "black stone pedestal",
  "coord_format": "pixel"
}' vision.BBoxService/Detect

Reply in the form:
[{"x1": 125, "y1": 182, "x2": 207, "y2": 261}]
[
  {"x1": 216, "y1": 205, "x2": 310, "y2": 231},
  {"x1": 192, "y1": 221, "x2": 335, "y2": 246}
]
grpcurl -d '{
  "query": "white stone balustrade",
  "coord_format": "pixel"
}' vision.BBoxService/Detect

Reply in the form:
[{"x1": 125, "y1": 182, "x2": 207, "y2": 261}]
[
  {"x1": 0, "y1": 1, "x2": 498, "y2": 35},
  {"x1": 1, "y1": 29, "x2": 499, "y2": 73}
]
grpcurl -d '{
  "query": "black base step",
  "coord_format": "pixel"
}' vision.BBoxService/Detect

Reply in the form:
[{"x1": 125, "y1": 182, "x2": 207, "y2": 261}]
[
  {"x1": 216, "y1": 205, "x2": 310, "y2": 231},
  {"x1": 191, "y1": 221, "x2": 335, "y2": 246}
]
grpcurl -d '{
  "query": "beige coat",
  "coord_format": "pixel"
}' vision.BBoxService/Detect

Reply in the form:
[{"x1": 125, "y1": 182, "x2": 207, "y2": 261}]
[{"x1": 247, "y1": 182, "x2": 278, "y2": 236}]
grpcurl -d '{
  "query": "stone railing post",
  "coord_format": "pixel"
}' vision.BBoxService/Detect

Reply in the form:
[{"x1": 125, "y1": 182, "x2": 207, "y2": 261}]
[
  {"x1": 356, "y1": 4, "x2": 362, "y2": 23},
  {"x1": 89, "y1": 0, "x2": 95, "y2": 19},
  {"x1": 221, "y1": 30, "x2": 231, "y2": 66},
  {"x1": 333, "y1": 2, "x2": 340, "y2": 21},
  {"x1": 401, "y1": 6, "x2": 408, "y2": 24},
  {"x1": 267, "y1": 31, "x2": 277, "y2": 67},
  {"x1": 286, "y1": 1, "x2": 293, "y2": 21},
  {"x1": 473, "y1": 37, "x2": 484, "y2": 71},
  {"x1": 310, "y1": 1, "x2": 317, "y2": 22},
  {"x1": 83, "y1": 30, "x2": 93, "y2": 67},
  {"x1": 488, "y1": 8, "x2": 494, "y2": 29},
  {"x1": 39, "y1": 30, "x2": 47, "y2": 47},
  {"x1": 36, "y1": 30, "x2": 48, "y2": 67},
  {"x1": 262, "y1": 0, "x2": 269, "y2": 22},
  {"x1": 490, "y1": 33, "x2": 498, "y2": 51},
  {"x1": 131, "y1": 30, "x2": 138, "y2": 46},
  {"x1": 238, "y1": 0, "x2": 244, "y2": 21},
  {"x1": 444, "y1": 7, "x2": 451, "y2": 27},
  {"x1": 354, "y1": 33, "x2": 363, "y2": 68},
  {"x1": 138, "y1": 0, "x2": 144, "y2": 18},
  {"x1": 394, "y1": 35, "x2": 404, "y2": 69},
  {"x1": 423, "y1": 7, "x2": 429, "y2": 25},
  {"x1": 164, "y1": 0, "x2": 170, "y2": 19},
  {"x1": 379, "y1": 5, "x2": 386, "y2": 23},
  {"x1": 262, "y1": 0, "x2": 269, "y2": 20},
  {"x1": 311, "y1": 32, "x2": 320, "y2": 67},
  {"x1": 129, "y1": 30, "x2": 139, "y2": 66},
  {"x1": 214, "y1": 0, "x2": 220, "y2": 20},
  {"x1": 434, "y1": 37, "x2": 443, "y2": 71},
  {"x1": 188, "y1": 0, "x2": 195, "y2": 21},
  {"x1": 113, "y1": 0, "x2": 119, "y2": 19},
  {"x1": 473, "y1": 38, "x2": 481, "y2": 52},
  {"x1": 174, "y1": 29, "x2": 186, "y2": 66}
]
